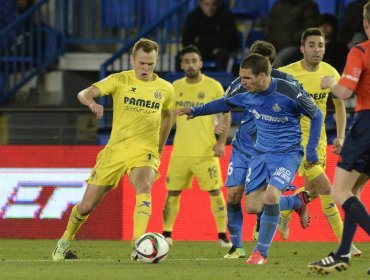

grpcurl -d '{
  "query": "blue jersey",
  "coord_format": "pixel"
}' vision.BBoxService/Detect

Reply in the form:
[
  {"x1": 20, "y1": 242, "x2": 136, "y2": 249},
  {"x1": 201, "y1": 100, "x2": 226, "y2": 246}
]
[
  {"x1": 225, "y1": 78, "x2": 317, "y2": 154},
  {"x1": 225, "y1": 71, "x2": 303, "y2": 156}
]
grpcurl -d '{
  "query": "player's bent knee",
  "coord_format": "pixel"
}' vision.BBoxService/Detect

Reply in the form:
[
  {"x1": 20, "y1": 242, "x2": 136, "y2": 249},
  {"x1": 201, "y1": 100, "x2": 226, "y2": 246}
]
[{"x1": 245, "y1": 204, "x2": 260, "y2": 214}]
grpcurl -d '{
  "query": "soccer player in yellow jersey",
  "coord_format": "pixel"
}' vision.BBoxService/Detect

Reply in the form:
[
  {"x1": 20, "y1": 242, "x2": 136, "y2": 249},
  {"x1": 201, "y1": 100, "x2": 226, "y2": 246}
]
[
  {"x1": 162, "y1": 45, "x2": 232, "y2": 247},
  {"x1": 278, "y1": 28, "x2": 361, "y2": 256},
  {"x1": 52, "y1": 38, "x2": 174, "y2": 261}
]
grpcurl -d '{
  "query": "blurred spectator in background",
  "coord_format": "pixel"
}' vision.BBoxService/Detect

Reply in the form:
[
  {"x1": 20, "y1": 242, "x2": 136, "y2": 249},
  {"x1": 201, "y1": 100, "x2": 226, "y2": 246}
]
[
  {"x1": 181, "y1": 0, "x2": 238, "y2": 71},
  {"x1": 16, "y1": 0, "x2": 35, "y2": 14},
  {"x1": 263, "y1": 0, "x2": 320, "y2": 67},
  {"x1": 338, "y1": 0, "x2": 368, "y2": 49},
  {"x1": 319, "y1": 13, "x2": 348, "y2": 73}
]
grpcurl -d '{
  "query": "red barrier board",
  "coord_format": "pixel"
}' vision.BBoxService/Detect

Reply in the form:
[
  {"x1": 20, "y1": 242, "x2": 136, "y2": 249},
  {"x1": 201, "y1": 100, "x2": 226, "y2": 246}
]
[{"x1": 0, "y1": 145, "x2": 368, "y2": 242}]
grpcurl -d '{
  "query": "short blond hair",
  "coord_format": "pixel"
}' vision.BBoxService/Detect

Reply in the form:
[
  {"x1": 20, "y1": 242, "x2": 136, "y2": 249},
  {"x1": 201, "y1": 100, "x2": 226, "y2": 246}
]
[{"x1": 132, "y1": 38, "x2": 158, "y2": 56}]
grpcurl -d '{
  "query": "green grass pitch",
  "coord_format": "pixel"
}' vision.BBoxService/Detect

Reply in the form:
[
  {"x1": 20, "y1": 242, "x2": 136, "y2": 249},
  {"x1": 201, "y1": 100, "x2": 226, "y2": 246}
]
[{"x1": 0, "y1": 240, "x2": 368, "y2": 280}]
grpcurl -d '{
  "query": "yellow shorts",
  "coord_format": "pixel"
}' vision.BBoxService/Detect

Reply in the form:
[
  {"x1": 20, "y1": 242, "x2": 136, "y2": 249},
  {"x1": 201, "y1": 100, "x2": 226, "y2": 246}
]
[
  {"x1": 166, "y1": 156, "x2": 223, "y2": 191},
  {"x1": 87, "y1": 143, "x2": 160, "y2": 188},
  {"x1": 298, "y1": 143, "x2": 327, "y2": 181}
]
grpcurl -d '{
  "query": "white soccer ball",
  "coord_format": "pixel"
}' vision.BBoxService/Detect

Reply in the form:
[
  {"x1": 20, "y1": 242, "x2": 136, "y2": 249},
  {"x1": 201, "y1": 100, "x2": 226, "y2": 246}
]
[{"x1": 135, "y1": 232, "x2": 169, "y2": 263}]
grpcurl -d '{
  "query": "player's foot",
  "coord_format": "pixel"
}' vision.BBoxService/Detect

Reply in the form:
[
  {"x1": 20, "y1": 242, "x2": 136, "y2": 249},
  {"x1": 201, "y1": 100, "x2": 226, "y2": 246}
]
[
  {"x1": 52, "y1": 237, "x2": 77, "y2": 261},
  {"x1": 294, "y1": 191, "x2": 311, "y2": 228},
  {"x1": 224, "y1": 246, "x2": 246, "y2": 259},
  {"x1": 350, "y1": 244, "x2": 362, "y2": 257},
  {"x1": 252, "y1": 218, "x2": 260, "y2": 241},
  {"x1": 307, "y1": 252, "x2": 350, "y2": 274},
  {"x1": 130, "y1": 249, "x2": 139, "y2": 261},
  {"x1": 277, "y1": 215, "x2": 291, "y2": 240},
  {"x1": 218, "y1": 233, "x2": 232, "y2": 248},
  {"x1": 162, "y1": 231, "x2": 173, "y2": 246},
  {"x1": 246, "y1": 250, "x2": 267, "y2": 265},
  {"x1": 367, "y1": 266, "x2": 370, "y2": 275}
]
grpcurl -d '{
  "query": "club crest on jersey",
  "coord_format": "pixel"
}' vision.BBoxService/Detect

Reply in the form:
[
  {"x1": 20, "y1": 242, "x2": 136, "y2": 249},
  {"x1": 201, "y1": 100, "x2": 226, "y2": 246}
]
[
  {"x1": 154, "y1": 91, "x2": 163, "y2": 100},
  {"x1": 197, "y1": 92, "x2": 205, "y2": 99},
  {"x1": 273, "y1": 103, "x2": 281, "y2": 112}
]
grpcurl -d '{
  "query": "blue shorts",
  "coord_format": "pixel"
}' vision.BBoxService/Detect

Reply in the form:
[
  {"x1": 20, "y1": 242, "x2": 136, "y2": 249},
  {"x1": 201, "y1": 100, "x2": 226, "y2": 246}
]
[
  {"x1": 338, "y1": 111, "x2": 370, "y2": 176},
  {"x1": 245, "y1": 150, "x2": 303, "y2": 195},
  {"x1": 225, "y1": 147, "x2": 252, "y2": 187}
]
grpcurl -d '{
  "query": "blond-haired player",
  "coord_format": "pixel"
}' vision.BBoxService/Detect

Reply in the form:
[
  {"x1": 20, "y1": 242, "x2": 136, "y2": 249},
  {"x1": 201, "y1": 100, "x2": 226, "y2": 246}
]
[
  {"x1": 278, "y1": 28, "x2": 360, "y2": 256},
  {"x1": 52, "y1": 38, "x2": 174, "y2": 261},
  {"x1": 162, "y1": 45, "x2": 231, "y2": 247}
]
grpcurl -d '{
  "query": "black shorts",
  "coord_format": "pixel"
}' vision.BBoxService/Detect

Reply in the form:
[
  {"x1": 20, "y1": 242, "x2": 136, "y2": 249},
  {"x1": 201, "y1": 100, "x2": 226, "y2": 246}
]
[{"x1": 337, "y1": 110, "x2": 370, "y2": 176}]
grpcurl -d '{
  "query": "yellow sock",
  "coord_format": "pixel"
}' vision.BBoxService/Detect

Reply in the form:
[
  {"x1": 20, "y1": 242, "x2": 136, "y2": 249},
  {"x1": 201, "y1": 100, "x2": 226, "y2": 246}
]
[
  {"x1": 163, "y1": 195, "x2": 180, "y2": 232},
  {"x1": 63, "y1": 204, "x2": 89, "y2": 241},
  {"x1": 281, "y1": 187, "x2": 306, "y2": 218},
  {"x1": 133, "y1": 193, "x2": 152, "y2": 241},
  {"x1": 210, "y1": 192, "x2": 227, "y2": 233},
  {"x1": 320, "y1": 194, "x2": 343, "y2": 241}
]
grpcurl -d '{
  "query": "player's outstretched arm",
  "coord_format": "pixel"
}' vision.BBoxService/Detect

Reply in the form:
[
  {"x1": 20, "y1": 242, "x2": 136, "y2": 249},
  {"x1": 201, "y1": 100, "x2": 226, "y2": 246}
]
[{"x1": 77, "y1": 85, "x2": 104, "y2": 119}]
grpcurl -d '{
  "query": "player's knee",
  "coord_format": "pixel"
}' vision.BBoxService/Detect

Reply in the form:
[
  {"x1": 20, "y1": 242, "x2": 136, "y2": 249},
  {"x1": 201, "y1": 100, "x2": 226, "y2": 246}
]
[
  {"x1": 227, "y1": 191, "x2": 242, "y2": 204},
  {"x1": 263, "y1": 190, "x2": 279, "y2": 203},
  {"x1": 245, "y1": 204, "x2": 260, "y2": 214}
]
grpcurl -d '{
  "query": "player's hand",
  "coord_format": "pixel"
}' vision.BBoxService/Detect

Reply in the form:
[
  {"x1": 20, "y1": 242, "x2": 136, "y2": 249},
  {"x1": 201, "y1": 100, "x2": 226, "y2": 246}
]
[
  {"x1": 213, "y1": 143, "x2": 225, "y2": 157},
  {"x1": 175, "y1": 107, "x2": 194, "y2": 119},
  {"x1": 306, "y1": 149, "x2": 319, "y2": 167},
  {"x1": 89, "y1": 103, "x2": 104, "y2": 119},
  {"x1": 332, "y1": 137, "x2": 344, "y2": 155},
  {"x1": 320, "y1": 76, "x2": 336, "y2": 90}
]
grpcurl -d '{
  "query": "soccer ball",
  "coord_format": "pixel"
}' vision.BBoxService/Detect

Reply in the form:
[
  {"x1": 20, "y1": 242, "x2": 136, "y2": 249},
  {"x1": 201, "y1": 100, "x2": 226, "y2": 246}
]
[{"x1": 135, "y1": 232, "x2": 169, "y2": 263}]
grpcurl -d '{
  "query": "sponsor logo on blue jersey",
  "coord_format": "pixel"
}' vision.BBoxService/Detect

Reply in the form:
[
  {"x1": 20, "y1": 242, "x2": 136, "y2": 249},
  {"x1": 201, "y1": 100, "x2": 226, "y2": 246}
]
[{"x1": 249, "y1": 109, "x2": 288, "y2": 123}]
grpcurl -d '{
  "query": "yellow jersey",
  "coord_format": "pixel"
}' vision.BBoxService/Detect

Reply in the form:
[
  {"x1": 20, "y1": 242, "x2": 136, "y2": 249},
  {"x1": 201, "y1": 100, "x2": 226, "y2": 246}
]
[
  {"x1": 172, "y1": 74, "x2": 224, "y2": 157},
  {"x1": 93, "y1": 70, "x2": 174, "y2": 154},
  {"x1": 279, "y1": 61, "x2": 340, "y2": 151}
]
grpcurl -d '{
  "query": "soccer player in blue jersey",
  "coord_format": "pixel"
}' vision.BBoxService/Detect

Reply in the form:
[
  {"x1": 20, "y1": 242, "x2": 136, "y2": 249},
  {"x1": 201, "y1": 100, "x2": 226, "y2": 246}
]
[
  {"x1": 224, "y1": 40, "x2": 311, "y2": 259},
  {"x1": 177, "y1": 53, "x2": 322, "y2": 264}
]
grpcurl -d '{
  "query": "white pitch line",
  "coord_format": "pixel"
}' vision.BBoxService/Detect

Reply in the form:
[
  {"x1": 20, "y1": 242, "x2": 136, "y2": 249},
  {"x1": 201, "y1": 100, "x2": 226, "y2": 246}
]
[{"x1": 0, "y1": 258, "x2": 223, "y2": 262}]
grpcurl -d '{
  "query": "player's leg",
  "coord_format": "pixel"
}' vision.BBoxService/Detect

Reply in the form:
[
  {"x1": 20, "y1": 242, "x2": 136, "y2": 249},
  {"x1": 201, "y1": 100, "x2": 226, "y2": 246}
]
[
  {"x1": 308, "y1": 112, "x2": 370, "y2": 273},
  {"x1": 52, "y1": 184, "x2": 110, "y2": 261},
  {"x1": 247, "y1": 151, "x2": 302, "y2": 264},
  {"x1": 195, "y1": 157, "x2": 229, "y2": 247},
  {"x1": 246, "y1": 185, "x2": 279, "y2": 264},
  {"x1": 307, "y1": 168, "x2": 363, "y2": 274},
  {"x1": 224, "y1": 185, "x2": 246, "y2": 258},
  {"x1": 130, "y1": 166, "x2": 157, "y2": 241},
  {"x1": 163, "y1": 156, "x2": 192, "y2": 245},
  {"x1": 208, "y1": 189, "x2": 231, "y2": 247},
  {"x1": 163, "y1": 190, "x2": 182, "y2": 245}
]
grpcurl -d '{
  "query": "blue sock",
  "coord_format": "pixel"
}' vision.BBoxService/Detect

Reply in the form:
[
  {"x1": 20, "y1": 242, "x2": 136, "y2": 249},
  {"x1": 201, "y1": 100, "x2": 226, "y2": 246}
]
[
  {"x1": 336, "y1": 210, "x2": 357, "y2": 256},
  {"x1": 342, "y1": 196, "x2": 370, "y2": 235},
  {"x1": 279, "y1": 195, "x2": 301, "y2": 211},
  {"x1": 227, "y1": 203, "x2": 243, "y2": 248},
  {"x1": 255, "y1": 203, "x2": 280, "y2": 257}
]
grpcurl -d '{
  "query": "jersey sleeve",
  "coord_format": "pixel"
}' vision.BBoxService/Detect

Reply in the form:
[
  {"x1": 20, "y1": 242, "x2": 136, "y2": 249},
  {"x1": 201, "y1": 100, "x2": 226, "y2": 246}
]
[
  {"x1": 338, "y1": 46, "x2": 365, "y2": 91},
  {"x1": 296, "y1": 90, "x2": 318, "y2": 118},
  {"x1": 162, "y1": 82, "x2": 175, "y2": 111},
  {"x1": 93, "y1": 74, "x2": 118, "y2": 96}
]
